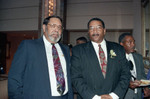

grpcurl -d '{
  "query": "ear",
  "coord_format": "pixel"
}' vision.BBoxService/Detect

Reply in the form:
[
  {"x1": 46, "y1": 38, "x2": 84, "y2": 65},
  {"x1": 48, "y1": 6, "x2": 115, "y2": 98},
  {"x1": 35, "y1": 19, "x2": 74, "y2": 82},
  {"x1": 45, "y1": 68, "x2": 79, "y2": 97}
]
[
  {"x1": 120, "y1": 42, "x2": 123, "y2": 46},
  {"x1": 43, "y1": 25, "x2": 46, "y2": 33},
  {"x1": 104, "y1": 28, "x2": 106, "y2": 35}
]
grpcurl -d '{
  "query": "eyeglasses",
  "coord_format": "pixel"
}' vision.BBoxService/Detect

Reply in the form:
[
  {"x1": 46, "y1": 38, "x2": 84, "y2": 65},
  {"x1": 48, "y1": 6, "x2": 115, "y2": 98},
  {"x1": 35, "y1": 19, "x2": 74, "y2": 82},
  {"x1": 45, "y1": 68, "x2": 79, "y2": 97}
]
[
  {"x1": 47, "y1": 24, "x2": 63, "y2": 30},
  {"x1": 89, "y1": 25, "x2": 103, "y2": 31}
]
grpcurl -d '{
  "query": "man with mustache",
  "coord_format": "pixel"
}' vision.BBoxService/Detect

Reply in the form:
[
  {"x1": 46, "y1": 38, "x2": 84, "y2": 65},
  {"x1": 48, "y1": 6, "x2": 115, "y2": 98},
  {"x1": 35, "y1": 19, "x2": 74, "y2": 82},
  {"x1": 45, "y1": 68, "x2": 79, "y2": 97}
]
[
  {"x1": 119, "y1": 33, "x2": 147, "y2": 99},
  {"x1": 71, "y1": 17, "x2": 131, "y2": 99},
  {"x1": 8, "y1": 16, "x2": 73, "y2": 99}
]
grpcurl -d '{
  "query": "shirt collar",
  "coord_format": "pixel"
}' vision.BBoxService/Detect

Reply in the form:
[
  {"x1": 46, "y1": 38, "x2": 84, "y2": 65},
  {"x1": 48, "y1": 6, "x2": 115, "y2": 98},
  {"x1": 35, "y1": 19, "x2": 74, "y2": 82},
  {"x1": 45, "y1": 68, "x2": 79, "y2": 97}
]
[
  {"x1": 91, "y1": 39, "x2": 106, "y2": 47},
  {"x1": 126, "y1": 53, "x2": 133, "y2": 60}
]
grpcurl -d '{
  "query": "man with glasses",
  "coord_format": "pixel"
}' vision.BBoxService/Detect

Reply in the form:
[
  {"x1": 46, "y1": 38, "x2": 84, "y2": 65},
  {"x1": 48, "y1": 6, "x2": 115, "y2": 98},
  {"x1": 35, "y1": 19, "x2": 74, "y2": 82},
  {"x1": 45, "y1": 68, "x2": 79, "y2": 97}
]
[
  {"x1": 8, "y1": 16, "x2": 73, "y2": 99},
  {"x1": 119, "y1": 33, "x2": 146, "y2": 99},
  {"x1": 71, "y1": 18, "x2": 131, "y2": 99}
]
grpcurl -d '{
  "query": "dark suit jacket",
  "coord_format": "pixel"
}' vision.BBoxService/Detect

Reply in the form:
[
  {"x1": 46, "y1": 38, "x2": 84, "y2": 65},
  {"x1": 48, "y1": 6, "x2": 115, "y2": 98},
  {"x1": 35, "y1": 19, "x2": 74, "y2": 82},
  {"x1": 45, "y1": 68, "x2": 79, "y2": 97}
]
[
  {"x1": 124, "y1": 52, "x2": 146, "y2": 99},
  {"x1": 8, "y1": 37, "x2": 73, "y2": 99},
  {"x1": 71, "y1": 41, "x2": 131, "y2": 99}
]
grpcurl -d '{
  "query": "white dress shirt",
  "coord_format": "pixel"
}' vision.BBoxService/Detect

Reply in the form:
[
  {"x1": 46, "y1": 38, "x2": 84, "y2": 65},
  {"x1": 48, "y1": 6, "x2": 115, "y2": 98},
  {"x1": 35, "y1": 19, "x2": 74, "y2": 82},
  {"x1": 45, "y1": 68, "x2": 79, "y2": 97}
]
[
  {"x1": 126, "y1": 53, "x2": 137, "y2": 79},
  {"x1": 43, "y1": 35, "x2": 68, "y2": 96},
  {"x1": 91, "y1": 39, "x2": 119, "y2": 99},
  {"x1": 126, "y1": 53, "x2": 137, "y2": 93},
  {"x1": 92, "y1": 40, "x2": 107, "y2": 65}
]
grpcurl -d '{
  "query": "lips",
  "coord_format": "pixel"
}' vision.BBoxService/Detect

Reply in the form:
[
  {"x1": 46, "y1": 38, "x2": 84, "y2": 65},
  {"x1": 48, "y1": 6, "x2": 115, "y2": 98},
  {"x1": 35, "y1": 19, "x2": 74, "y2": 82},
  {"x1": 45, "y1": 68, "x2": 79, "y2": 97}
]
[
  {"x1": 52, "y1": 34, "x2": 59, "y2": 38},
  {"x1": 92, "y1": 34, "x2": 99, "y2": 36},
  {"x1": 51, "y1": 32, "x2": 59, "y2": 37}
]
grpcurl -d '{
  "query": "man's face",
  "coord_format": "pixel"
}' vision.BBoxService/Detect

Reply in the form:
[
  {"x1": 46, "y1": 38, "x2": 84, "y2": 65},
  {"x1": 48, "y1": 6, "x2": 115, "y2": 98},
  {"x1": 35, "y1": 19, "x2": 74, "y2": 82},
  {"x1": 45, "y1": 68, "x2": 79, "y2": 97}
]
[
  {"x1": 120, "y1": 36, "x2": 135, "y2": 54},
  {"x1": 43, "y1": 18, "x2": 62, "y2": 43},
  {"x1": 88, "y1": 20, "x2": 106, "y2": 43}
]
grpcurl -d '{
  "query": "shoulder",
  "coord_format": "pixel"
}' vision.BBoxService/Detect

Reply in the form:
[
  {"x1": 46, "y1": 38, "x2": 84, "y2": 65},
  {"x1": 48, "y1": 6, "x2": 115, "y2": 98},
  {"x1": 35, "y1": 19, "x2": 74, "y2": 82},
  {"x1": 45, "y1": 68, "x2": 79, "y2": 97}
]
[
  {"x1": 59, "y1": 43, "x2": 69, "y2": 49},
  {"x1": 58, "y1": 43, "x2": 70, "y2": 56},
  {"x1": 21, "y1": 37, "x2": 43, "y2": 45},
  {"x1": 106, "y1": 41, "x2": 126, "y2": 58},
  {"x1": 59, "y1": 43, "x2": 68, "y2": 47},
  {"x1": 106, "y1": 41, "x2": 121, "y2": 46},
  {"x1": 73, "y1": 41, "x2": 91, "y2": 50},
  {"x1": 59, "y1": 43, "x2": 70, "y2": 52},
  {"x1": 17, "y1": 38, "x2": 44, "y2": 51},
  {"x1": 132, "y1": 52, "x2": 143, "y2": 58},
  {"x1": 106, "y1": 41, "x2": 124, "y2": 50}
]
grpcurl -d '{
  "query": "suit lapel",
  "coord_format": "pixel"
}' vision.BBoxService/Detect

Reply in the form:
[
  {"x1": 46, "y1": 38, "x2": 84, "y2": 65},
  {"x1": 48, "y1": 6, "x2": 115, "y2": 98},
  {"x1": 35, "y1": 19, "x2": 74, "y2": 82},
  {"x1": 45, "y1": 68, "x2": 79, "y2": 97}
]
[
  {"x1": 58, "y1": 43, "x2": 71, "y2": 89},
  {"x1": 87, "y1": 41, "x2": 114, "y2": 80},
  {"x1": 37, "y1": 38, "x2": 52, "y2": 96},
  {"x1": 87, "y1": 42, "x2": 105, "y2": 79},
  {"x1": 132, "y1": 53, "x2": 139, "y2": 79},
  {"x1": 105, "y1": 41, "x2": 116, "y2": 79},
  {"x1": 105, "y1": 42, "x2": 112, "y2": 79},
  {"x1": 59, "y1": 43, "x2": 69, "y2": 64}
]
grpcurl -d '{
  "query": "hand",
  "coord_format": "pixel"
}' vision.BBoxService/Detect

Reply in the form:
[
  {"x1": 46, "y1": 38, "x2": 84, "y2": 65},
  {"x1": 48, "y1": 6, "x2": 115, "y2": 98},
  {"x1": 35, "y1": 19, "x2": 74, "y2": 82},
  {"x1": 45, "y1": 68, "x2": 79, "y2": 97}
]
[
  {"x1": 129, "y1": 80, "x2": 141, "y2": 89},
  {"x1": 101, "y1": 94, "x2": 113, "y2": 99},
  {"x1": 143, "y1": 87, "x2": 150, "y2": 98}
]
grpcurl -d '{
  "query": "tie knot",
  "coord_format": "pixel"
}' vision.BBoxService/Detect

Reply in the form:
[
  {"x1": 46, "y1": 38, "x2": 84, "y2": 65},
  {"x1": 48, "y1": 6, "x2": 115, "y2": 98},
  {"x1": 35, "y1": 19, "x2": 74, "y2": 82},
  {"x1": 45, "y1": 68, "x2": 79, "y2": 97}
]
[
  {"x1": 52, "y1": 44, "x2": 57, "y2": 51},
  {"x1": 51, "y1": 43, "x2": 55, "y2": 46},
  {"x1": 52, "y1": 43, "x2": 56, "y2": 48},
  {"x1": 98, "y1": 44, "x2": 101, "y2": 48},
  {"x1": 98, "y1": 44, "x2": 103, "y2": 51}
]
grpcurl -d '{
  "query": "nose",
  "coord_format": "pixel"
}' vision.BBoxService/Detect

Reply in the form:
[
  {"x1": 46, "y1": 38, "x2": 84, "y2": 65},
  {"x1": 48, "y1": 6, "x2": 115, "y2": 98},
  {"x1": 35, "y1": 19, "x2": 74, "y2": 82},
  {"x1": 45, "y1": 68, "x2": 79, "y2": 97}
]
[
  {"x1": 133, "y1": 43, "x2": 135, "y2": 48},
  {"x1": 132, "y1": 41, "x2": 135, "y2": 46},
  {"x1": 53, "y1": 26, "x2": 59, "y2": 32},
  {"x1": 93, "y1": 28, "x2": 98, "y2": 33}
]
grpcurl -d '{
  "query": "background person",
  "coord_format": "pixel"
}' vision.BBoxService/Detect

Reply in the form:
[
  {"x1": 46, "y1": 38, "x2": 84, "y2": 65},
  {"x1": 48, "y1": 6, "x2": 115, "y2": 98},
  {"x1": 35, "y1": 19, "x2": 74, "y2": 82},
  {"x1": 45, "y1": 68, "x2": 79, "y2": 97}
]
[
  {"x1": 76, "y1": 36, "x2": 88, "y2": 45},
  {"x1": 143, "y1": 69, "x2": 150, "y2": 99},
  {"x1": 119, "y1": 32, "x2": 146, "y2": 99}
]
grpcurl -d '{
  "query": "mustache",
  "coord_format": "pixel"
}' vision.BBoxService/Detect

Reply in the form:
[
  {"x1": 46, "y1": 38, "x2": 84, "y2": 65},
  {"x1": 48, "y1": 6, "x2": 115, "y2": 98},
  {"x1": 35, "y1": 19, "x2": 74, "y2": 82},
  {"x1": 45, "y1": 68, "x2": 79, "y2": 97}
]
[
  {"x1": 51, "y1": 31, "x2": 59, "y2": 34},
  {"x1": 92, "y1": 34, "x2": 99, "y2": 36},
  {"x1": 49, "y1": 32, "x2": 59, "y2": 37}
]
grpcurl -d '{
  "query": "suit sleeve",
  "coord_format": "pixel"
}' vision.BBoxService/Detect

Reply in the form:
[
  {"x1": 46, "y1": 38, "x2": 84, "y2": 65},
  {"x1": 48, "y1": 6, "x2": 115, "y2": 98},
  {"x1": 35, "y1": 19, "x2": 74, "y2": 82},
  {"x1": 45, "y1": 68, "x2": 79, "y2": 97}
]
[
  {"x1": 8, "y1": 41, "x2": 27, "y2": 99},
  {"x1": 139, "y1": 55, "x2": 147, "y2": 79},
  {"x1": 71, "y1": 46, "x2": 95, "y2": 99}
]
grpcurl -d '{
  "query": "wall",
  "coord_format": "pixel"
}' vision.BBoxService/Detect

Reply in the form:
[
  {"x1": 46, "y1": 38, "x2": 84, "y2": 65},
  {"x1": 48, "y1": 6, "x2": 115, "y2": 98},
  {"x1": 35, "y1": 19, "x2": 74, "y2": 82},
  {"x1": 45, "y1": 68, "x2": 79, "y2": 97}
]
[
  {"x1": 0, "y1": 0, "x2": 143, "y2": 53},
  {"x1": 66, "y1": 0, "x2": 142, "y2": 53},
  {"x1": 0, "y1": 79, "x2": 8, "y2": 99},
  {"x1": 66, "y1": 0, "x2": 133, "y2": 29},
  {"x1": 133, "y1": 0, "x2": 142, "y2": 53},
  {"x1": 0, "y1": 0, "x2": 40, "y2": 31},
  {"x1": 6, "y1": 33, "x2": 38, "y2": 74}
]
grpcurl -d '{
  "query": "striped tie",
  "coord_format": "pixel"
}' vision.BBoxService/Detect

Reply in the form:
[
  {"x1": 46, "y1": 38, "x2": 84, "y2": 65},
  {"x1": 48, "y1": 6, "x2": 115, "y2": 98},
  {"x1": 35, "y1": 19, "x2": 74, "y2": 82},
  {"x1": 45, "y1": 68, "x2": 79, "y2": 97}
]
[{"x1": 98, "y1": 44, "x2": 107, "y2": 78}]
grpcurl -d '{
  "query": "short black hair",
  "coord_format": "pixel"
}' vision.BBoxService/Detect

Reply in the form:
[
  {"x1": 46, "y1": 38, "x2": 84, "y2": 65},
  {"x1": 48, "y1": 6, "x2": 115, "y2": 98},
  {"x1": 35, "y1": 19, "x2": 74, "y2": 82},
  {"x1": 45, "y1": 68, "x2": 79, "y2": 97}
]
[
  {"x1": 43, "y1": 15, "x2": 62, "y2": 25},
  {"x1": 76, "y1": 37, "x2": 87, "y2": 43},
  {"x1": 118, "y1": 33, "x2": 132, "y2": 43},
  {"x1": 87, "y1": 17, "x2": 105, "y2": 29}
]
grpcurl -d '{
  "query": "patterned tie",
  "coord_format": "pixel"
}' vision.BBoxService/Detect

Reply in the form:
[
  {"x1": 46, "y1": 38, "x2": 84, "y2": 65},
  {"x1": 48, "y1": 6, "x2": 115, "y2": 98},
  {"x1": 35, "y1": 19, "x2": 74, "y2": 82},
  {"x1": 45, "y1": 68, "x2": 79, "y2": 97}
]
[
  {"x1": 98, "y1": 44, "x2": 107, "y2": 78},
  {"x1": 52, "y1": 44, "x2": 65, "y2": 95}
]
